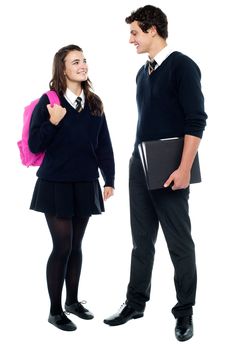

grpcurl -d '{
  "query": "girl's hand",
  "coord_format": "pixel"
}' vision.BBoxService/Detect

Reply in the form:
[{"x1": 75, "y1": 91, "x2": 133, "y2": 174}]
[
  {"x1": 103, "y1": 187, "x2": 114, "y2": 201},
  {"x1": 47, "y1": 104, "x2": 67, "y2": 125}
]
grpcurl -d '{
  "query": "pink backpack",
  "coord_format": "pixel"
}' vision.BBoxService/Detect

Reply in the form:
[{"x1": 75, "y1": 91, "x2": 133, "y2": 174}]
[{"x1": 17, "y1": 90, "x2": 60, "y2": 167}]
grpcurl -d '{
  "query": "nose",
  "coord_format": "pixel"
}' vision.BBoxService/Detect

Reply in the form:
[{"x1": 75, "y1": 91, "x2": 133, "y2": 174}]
[
  {"x1": 129, "y1": 35, "x2": 134, "y2": 44},
  {"x1": 80, "y1": 62, "x2": 88, "y2": 71}
]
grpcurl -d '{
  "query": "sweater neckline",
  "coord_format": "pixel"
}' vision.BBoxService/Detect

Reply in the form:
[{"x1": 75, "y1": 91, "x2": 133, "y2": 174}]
[
  {"x1": 60, "y1": 94, "x2": 88, "y2": 114},
  {"x1": 144, "y1": 51, "x2": 181, "y2": 75}
]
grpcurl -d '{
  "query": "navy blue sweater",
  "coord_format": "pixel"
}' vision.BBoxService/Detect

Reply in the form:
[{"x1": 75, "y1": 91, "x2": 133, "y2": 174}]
[
  {"x1": 133, "y1": 51, "x2": 207, "y2": 157},
  {"x1": 29, "y1": 94, "x2": 115, "y2": 187}
]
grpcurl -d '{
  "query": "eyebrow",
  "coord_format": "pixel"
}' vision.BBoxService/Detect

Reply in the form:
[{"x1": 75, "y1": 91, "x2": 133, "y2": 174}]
[
  {"x1": 71, "y1": 58, "x2": 87, "y2": 64},
  {"x1": 71, "y1": 59, "x2": 80, "y2": 63}
]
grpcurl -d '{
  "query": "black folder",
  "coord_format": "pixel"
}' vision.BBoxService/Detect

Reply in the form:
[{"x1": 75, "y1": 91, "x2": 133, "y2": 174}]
[{"x1": 138, "y1": 137, "x2": 201, "y2": 190}]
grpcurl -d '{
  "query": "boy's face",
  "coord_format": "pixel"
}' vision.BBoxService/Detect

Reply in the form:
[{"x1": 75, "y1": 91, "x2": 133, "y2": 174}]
[{"x1": 129, "y1": 21, "x2": 154, "y2": 54}]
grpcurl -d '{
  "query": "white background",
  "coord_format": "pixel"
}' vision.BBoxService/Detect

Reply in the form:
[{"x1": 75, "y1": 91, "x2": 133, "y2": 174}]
[{"x1": 1, "y1": 0, "x2": 232, "y2": 348}]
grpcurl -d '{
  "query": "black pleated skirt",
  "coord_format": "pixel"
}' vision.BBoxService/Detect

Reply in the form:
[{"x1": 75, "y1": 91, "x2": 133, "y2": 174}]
[{"x1": 30, "y1": 178, "x2": 104, "y2": 218}]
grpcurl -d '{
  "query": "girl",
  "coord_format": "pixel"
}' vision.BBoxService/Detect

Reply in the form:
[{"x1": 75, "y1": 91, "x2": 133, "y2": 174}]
[{"x1": 29, "y1": 44, "x2": 115, "y2": 331}]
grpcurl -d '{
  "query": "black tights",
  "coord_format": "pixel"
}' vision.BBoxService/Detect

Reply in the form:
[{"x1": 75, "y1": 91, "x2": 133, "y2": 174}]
[{"x1": 45, "y1": 214, "x2": 89, "y2": 315}]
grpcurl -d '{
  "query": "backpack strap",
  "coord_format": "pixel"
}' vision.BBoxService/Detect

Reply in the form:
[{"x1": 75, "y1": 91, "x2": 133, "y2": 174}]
[{"x1": 46, "y1": 90, "x2": 60, "y2": 106}]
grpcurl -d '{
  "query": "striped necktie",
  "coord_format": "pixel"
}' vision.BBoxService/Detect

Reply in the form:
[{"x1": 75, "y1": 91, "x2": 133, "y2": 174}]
[
  {"x1": 75, "y1": 97, "x2": 83, "y2": 112},
  {"x1": 147, "y1": 60, "x2": 157, "y2": 75}
]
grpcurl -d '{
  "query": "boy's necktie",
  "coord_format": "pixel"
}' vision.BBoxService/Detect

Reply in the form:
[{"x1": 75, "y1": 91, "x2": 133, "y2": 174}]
[{"x1": 147, "y1": 60, "x2": 157, "y2": 75}]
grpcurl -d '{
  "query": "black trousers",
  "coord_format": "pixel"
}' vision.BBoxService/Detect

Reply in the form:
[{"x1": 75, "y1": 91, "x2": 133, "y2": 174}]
[{"x1": 126, "y1": 156, "x2": 197, "y2": 318}]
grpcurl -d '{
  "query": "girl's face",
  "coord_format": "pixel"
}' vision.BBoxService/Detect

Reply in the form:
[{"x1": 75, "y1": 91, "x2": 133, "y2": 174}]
[{"x1": 64, "y1": 50, "x2": 88, "y2": 84}]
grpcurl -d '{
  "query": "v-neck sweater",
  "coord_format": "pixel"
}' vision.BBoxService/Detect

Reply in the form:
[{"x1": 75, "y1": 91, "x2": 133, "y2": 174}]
[
  {"x1": 133, "y1": 51, "x2": 207, "y2": 157},
  {"x1": 28, "y1": 93, "x2": 115, "y2": 187}
]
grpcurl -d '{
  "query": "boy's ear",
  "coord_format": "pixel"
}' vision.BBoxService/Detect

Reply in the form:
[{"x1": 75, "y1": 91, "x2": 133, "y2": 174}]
[{"x1": 150, "y1": 25, "x2": 158, "y2": 36}]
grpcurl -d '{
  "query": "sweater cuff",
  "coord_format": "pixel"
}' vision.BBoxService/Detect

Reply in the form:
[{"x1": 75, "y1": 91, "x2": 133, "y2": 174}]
[
  {"x1": 46, "y1": 120, "x2": 59, "y2": 129},
  {"x1": 41, "y1": 120, "x2": 58, "y2": 136},
  {"x1": 185, "y1": 130, "x2": 204, "y2": 139},
  {"x1": 104, "y1": 177, "x2": 115, "y2": 188}
]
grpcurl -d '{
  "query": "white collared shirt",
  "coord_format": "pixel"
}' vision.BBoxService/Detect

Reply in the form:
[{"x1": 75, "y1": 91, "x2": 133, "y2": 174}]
[
  {"x1": 64, "y1": 88, "x2": 85, "y2": 109},
  {"x1": 149, "y1": 45, "x2": 174, "y2": 70}
]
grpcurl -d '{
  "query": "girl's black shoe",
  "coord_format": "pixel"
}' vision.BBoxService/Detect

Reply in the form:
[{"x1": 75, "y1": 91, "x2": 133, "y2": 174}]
[{"x1": 48, "y1": 312, "x2": 77, "y2": 331}]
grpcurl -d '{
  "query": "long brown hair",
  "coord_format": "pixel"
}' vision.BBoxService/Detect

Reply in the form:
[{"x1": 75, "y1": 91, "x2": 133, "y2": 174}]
[{"x1": 49, "y1": 44, "x2": 103, "y2": 116}]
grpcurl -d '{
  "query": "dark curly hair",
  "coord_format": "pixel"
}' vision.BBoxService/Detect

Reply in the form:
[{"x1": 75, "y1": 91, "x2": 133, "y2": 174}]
[
  {"x1": 49, "y1": 44, "x2": 103, "y2": 116},
  {"x1": 125, "y1": 5, "x2": 168, "y2": 39}
]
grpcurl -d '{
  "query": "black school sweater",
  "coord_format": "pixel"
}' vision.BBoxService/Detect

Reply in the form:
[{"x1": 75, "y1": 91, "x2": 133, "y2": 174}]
[
  {"x1": 28, "y1": 94, "x2": 115, "y2": 187},
  {"x1": 133, "y1": 51, "x2": 207, "y2": 157}
]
